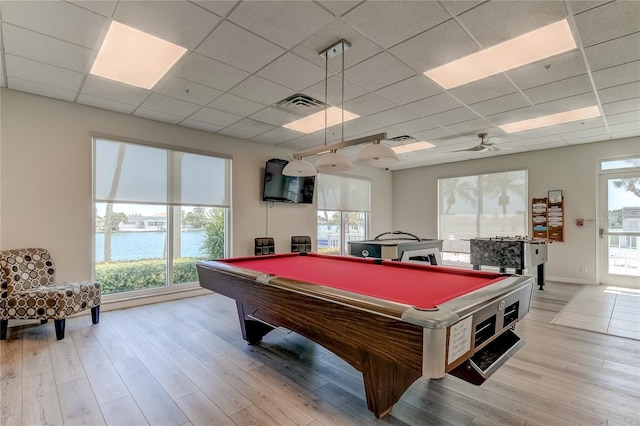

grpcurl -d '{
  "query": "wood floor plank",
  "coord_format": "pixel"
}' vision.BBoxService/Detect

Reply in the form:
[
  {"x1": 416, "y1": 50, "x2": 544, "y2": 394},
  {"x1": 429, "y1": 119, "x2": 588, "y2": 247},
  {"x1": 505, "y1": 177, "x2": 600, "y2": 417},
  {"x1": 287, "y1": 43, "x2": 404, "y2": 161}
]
[
  {"x1": 91, "y1": 322, "x2": 136, "y2": 363},
  {"x1": 113, "y1": 357, "x2": 188, "y2": 426},
  {"x1": 204, "y1": 357, "x2": 315, "y2": 426},
  {"x1": 230, "y1": 405, "x2": 280, "y2": 426},
  {"x1": 74, "y1": 342, "x2": 130, "y2": 405},
  {"x1": 21, "y1": 325, "x2": 53, "y2": 378},
  {"x1": 0, "y1": 376, "x2": 21, "y2": 425},
  {"x1": 174, "y1": 390, "x2": 235, "y2": 426},
  {"x1": 57, "y1": 377, "x2": 105, "y2": 425},
  {"x1": 100, "y1": 395, "x2": 149, "y2": 426},
  {"x1": 48, "y1": 337, "x2": 86, "y2": 385},
  {"x1": 164, "y1": 349, "x2": 252, "y2": 416},
  {"x1": 22, "y1": 373, "x2": 64, "y2": 426}
]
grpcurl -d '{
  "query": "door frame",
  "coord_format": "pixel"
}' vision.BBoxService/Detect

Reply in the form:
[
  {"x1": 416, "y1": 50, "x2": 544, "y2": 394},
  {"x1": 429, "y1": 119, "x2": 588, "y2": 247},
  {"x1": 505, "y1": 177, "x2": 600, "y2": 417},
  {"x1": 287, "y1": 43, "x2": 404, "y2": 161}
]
[{"x1": 598, "y1": 159, "x2": 640, "y2": 288}]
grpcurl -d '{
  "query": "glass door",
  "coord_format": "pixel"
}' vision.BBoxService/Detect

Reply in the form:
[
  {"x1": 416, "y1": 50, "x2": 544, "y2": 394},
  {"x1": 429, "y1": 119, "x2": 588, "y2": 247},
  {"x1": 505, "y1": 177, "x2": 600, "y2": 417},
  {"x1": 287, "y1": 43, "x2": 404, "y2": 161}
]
[{"x1": 599, "y1": 170, "x2": 640, "y2": 288}]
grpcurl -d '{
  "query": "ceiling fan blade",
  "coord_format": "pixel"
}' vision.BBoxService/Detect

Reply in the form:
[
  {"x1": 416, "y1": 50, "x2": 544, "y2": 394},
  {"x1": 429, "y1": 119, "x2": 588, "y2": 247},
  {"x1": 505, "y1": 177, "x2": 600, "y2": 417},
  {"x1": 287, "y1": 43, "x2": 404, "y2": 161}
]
[{"x1": 454, "y1": 145, "x2": 487, "y2": 152}]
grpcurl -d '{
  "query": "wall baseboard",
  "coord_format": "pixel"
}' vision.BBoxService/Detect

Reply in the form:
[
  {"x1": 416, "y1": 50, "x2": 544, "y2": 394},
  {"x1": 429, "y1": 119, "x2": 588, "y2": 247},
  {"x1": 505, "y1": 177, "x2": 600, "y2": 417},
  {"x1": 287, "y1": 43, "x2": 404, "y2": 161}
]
[{"x1": 547, "y1": 276, "x2": 599, "y2": 285}]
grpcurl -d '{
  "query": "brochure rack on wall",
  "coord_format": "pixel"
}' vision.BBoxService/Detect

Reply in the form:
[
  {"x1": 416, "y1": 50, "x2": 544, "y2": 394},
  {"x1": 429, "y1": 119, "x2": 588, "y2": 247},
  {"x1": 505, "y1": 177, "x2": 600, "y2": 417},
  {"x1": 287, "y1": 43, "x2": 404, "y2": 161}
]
[
  {"x1": 531, "y1": 192, "x2": 565, "y2": 242},
  {"x1": 531, "y1": 198, "x2": 548, "y2": 239},
  {"x1": 547, "y1": 190, "x2": 564, "y2": 242}
]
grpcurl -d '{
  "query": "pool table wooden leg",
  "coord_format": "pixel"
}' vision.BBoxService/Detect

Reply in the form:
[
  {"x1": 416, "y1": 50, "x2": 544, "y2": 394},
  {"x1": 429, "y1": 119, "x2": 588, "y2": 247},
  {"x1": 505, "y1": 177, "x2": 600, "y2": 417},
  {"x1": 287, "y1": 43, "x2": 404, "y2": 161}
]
[
  {"x1": 361, "y1": 350, "x2": 422, "y2": 418},
  {"x1": 236, "y1": 301, "x2": 274, "y2": 344}
]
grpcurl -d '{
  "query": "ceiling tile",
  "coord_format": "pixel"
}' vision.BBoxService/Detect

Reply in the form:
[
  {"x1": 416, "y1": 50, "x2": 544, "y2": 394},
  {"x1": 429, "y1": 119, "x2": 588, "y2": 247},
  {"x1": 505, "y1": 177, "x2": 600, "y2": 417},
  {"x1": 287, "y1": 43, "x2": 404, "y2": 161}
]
[
  {"x1": 457, "y1": 0, "x2": 567, "y2": 47},
  {"x1": 154, "y1": 76, "x2": 223, "y2": 106},
  {"x1": 606, "y1": 110, "x2": 640, "y2": 126},
  {"x1": 554, "y1": 116, "x2": 606, "y2": 133},
  {"x1": 341, "y1": 1, "x2": 450, "y2": 49},
  {"x1": 445, "y1": 118, "x2": 496, "y2": 135},
  {"x1": 470, "y1": 92, "x2": 532, "y2": 120},
  {"x1": 598, "y1": 81, "x2": 640, "y2": 104},
  {"x1": 257, "y1": 53, "x2": 325, "y2": 92},
  {"x1": 172, "y1": 53, "x2": 250, "y2": 92},
  {"x1": 250, "y1": 127, "x2": 304, "y2": 145},
  {"x1": 389, "y1": 20, "x2": 477, "y2": 73},
  {"x1": 387, "y1": 117, "x2": 439, "y2": 135},
  {"x1": 223, "y1": 118, "x2": 276, "y2": 138},
  {"x1": 366, "y1": 107, "x2": 420, "y2": 127},
  {"x1": 249, "y1": 107, "x2": 303, "y2": 127},
  {"x1": 276, "y1": 132, "x2": 325, "y2": 151},
  {"x1": 81, "y1": 75, "x2": 150, "y2": 106},
  {"x1": 192, "y1": 1, "x2": 239, "y2": 17},
  {"x1": 340, "y1": 117, "x2": 385, "y2": 139},
  {"x1": 77, "y1": 93, "x2": 137, "y2": 114},
  {"x1": 344, "y1": 93, "x2": 397, "y2": 117},
  {"x1": 138, "y1": 93, "x2": 202, "y2": 119},
  {"x1": 304, "y1": 75, "x2": 368, "y2": 106},
  {"x1": 523, "y1": 74, "x2": 593, "y2": 104},
  {"x1": 113, "y1": 1, "x2": 220, "y2": 50},
  {"x1": 584, "y1": 33, "x2": 640, "y2": 71},
  {"x1": 440, "y1": 1, "x2": 485, "y2": 16},
  {"x1": 316, "y1": 1, "x2": 362, "y2": 17},
  {"x1": 0, "y1": 1, "x2": 106, "y2": 48},
  {"x1": 403, "y1": 93, "x2": 465, "y2": 117},
  {"x1": 601, "y1": 97, "x2": 640, "y2": 116},
  {"x1": 196, "y1": 21, "x2": 285, "y2": 73},
  {"x1": 507, "y1": 51, "x2": 588, "y2": 90},
  {"x1": 217, "y1": 126, "x2": 262, "y2": 140},
  {"x1": 8, "y1": 76, "x2": 77, "y2": 102},
  {"x1": 592, "y1": 61, "x2": 640, "y2": 90},
  {"x1": 346, "y1": 52, "x2": 415, "y2": 91},
  {"x1": 411, "y1": 126, "x2": 458, "y2": 143},
  {"x1": 291, "y1": 19, "x2": 382, "y2": 72},
  {"x1": 228, "y1": 1, "x2": 334, "y2": 49},
  {"x1": 68, "y1": 1, "x2": 118, "y2": 17},
  {"x1": 208, "y1": 94, "x2": 265, "y2": 117},
  {"x1": 533, "y1": 92, "x2": 598, "y2": 114},
  {"x1": 566, "y1": 0, "x2": 610, "y2": 14},
  {"x1": 229, "y1": 76, "x2": 295, "y2": 106},
  {"x1": 5, "y1": 54, "x2": 83, "y2": 91},
  {"x1": 189, "y1": 107, "x2": 243, "y2": 127},
  {"x1": 181, "y1": 119, "x2": 225, "y2": 133},
  {"x1": 573, "y1": 0, "x2": 640, "y2": 47},
  {"x1": 2, "y1": 23, "x2": 93, "y2": 73},
  {"x1": 427, "y1": 107, "x2": 481, "y2": 126},
  {"x1": 560, "y1": 126, "x2": 609, "y2": 141},
  {"x1": 609, "y1": 121, "x2": 640, "y2": 134},
  {"x1": 134, "y1": 107, "x2": 184, "y2": 125},
  {"x1": 449, "y1": 74, "x2": 518, "y2": 105},
  {"x1": 375, "y1": 75, "x2": 442, "y2": 106}
]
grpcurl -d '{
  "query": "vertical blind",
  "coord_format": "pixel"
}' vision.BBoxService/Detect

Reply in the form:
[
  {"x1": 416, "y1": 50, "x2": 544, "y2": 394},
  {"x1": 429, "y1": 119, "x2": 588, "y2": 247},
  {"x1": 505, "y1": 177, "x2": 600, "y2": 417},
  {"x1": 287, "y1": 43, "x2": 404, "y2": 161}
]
[
  {"x1": 317, "y1": 174, "x2": 371, "y2": 212},
  {"x1": 94, "y1": 138, "x2": 230, "y2": 207}
]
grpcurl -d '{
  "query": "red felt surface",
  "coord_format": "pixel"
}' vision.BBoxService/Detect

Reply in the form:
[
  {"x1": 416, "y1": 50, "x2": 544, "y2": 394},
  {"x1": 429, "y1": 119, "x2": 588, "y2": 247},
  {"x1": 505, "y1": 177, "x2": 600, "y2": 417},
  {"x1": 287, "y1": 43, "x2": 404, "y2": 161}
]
[{"x1": 222, "y1": 253, "x2": 506, "y2": 310}]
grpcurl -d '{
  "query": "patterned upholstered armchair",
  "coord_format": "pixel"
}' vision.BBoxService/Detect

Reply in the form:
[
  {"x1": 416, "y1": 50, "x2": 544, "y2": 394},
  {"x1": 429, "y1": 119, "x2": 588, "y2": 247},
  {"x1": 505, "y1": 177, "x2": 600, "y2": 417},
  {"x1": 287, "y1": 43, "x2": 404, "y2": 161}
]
[{"x1": 0, "y1": 248, "x2": 101, "y2": 340}]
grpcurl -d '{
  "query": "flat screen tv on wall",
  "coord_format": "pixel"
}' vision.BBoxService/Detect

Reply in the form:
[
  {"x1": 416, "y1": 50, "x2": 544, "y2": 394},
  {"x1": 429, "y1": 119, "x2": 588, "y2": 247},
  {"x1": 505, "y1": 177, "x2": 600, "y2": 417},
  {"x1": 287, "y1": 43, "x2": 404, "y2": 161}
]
[{"x1": 262, "y1": 158, "x2": 315, "y2": 204}]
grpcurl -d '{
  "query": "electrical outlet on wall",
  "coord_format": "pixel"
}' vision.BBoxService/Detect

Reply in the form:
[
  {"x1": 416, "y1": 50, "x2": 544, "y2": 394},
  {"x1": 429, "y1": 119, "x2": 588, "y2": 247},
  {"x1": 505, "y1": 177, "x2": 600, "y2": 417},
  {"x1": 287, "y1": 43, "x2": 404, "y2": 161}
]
[{"x1": 580, "y1": 266, "x2": 588, "y2": 274}]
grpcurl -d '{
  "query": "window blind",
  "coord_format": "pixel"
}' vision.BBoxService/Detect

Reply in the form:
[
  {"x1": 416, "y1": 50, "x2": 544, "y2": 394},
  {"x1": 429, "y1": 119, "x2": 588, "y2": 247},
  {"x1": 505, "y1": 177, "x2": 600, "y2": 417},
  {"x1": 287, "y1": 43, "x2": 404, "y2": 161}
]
[
  {"x1": 94, "y1": 138, "x2": 230, "y2": 207},
  {"x1": 317, "y1": 174, "x2": 371, "y2": 212}
]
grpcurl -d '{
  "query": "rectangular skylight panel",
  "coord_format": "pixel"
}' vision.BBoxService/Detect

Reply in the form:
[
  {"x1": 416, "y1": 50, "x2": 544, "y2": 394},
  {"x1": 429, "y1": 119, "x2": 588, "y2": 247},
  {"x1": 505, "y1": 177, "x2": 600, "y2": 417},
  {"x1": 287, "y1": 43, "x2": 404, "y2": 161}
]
[
  {"x1": 425, "y1": 19, "x2": 577, "y2": 89},
  {"x1": 392, "y1": 141, "x2": 435, "y2": 154},
  {"x1": 499, "y1": 106, "x2": 601, "y2": 133},
  {"x1": 91, "y1": 21, "x2": 187, "y2": 90},
  {"x1": 283, "y1": 106, "x2": 359, "y2": 133}
]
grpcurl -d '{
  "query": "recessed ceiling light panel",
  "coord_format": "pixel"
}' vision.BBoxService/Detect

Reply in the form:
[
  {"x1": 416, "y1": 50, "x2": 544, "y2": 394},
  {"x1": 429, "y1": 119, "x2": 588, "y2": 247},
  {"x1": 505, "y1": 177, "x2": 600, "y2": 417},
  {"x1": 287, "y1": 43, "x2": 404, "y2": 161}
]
[
  {"x1": 91, "y1": 21, "x2": 187, "y2": 90},
  {"x1": 499, "y1": 106, "x2": 601, "y2": 133},
  {"x1": 392, "y1": 141, "x2": 435, "y2": 154},
  {"x1": 424, "y1": 19, "x2": 577, "y2": 89},
  {"x1": 283, "y1": 106, "x2": 359, "y2": 134}
]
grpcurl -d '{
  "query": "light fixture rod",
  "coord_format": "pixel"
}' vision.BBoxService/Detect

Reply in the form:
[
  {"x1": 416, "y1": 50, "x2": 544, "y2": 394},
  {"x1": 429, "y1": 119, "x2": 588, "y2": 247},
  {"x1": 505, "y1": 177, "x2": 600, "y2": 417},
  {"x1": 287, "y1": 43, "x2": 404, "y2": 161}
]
[
  {"x1": 320, "y1": 39, "x2": 351, "y2": 59},
  {"x1": 293, "y1": 132, "x2": 387, "y2": 159}
]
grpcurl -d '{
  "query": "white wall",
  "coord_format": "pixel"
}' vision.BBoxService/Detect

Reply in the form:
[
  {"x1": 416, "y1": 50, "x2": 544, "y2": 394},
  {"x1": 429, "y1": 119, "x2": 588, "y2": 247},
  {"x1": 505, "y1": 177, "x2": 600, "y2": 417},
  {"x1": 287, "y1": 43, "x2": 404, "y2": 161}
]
[
  {"x1": 0, "y1": 89, "x2": 392, "y2": 281},
  {"x1": 392, "y1": 136, "x2": 640, "y2": 285}
]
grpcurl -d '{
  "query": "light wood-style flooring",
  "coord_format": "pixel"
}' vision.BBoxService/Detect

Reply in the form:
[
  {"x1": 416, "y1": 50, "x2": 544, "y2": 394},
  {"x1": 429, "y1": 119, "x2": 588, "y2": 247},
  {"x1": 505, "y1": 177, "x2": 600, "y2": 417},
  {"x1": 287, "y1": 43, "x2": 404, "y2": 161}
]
[{"x1": 1, "y1": 282, "x2": 639, "y2": 426}]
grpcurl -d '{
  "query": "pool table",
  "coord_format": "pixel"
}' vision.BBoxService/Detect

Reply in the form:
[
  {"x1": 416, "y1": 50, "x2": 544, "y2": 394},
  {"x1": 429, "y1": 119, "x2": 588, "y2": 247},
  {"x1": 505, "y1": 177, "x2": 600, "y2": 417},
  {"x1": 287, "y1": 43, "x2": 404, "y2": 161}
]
[{"x1": 196, "y1": 252, "x2": 533, "y2": 418}]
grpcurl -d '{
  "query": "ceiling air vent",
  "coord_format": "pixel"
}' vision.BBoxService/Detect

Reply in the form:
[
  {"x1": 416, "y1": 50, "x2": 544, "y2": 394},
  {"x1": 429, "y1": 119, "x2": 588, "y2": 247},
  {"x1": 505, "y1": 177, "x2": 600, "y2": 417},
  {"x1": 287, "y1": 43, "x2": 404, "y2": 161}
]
[
  {"x1": 388, "y1": 135, "x2": 417, "y2": 143},
  {"x1": 275, "y1": 94, "x2": 326, "y2": 116}
]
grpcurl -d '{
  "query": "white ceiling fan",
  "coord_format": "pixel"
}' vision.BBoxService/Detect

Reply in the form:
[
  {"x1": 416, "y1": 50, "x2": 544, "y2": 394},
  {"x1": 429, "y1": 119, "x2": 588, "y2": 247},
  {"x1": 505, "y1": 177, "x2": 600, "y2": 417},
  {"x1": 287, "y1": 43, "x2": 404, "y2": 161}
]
[{"x1": 455, "y1": 133, "x2": 504, "y2": 152}]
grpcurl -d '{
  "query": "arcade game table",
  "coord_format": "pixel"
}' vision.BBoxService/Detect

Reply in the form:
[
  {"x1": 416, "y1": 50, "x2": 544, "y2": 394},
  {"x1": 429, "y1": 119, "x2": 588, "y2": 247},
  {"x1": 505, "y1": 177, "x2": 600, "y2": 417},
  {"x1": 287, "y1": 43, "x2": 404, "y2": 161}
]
[{"x1": 197, "y1": 252, "x2": 533, "y2": 418}]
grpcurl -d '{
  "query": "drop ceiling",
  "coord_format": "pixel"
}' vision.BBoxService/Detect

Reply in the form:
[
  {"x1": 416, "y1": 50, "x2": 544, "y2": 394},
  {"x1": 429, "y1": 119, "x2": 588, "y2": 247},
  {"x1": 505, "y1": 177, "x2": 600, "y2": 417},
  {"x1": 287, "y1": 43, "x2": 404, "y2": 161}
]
[{"x1": 0, "y1": 0, "x2": 638, "y2": 170}]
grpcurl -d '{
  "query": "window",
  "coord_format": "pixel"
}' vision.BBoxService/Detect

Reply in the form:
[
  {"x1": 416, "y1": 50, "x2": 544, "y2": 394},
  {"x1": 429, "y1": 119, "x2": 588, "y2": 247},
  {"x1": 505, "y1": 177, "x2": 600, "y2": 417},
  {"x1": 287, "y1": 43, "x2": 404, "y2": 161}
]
[
  {"x1": 317, "y1": 174, "x2": 370, "y2": 255},
  {"x1": 93, "y1": 136, "x2": 231, "y2": 297},
  {"x1": 438, "y1": 170, "x2": 527, "y2": 263}
]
